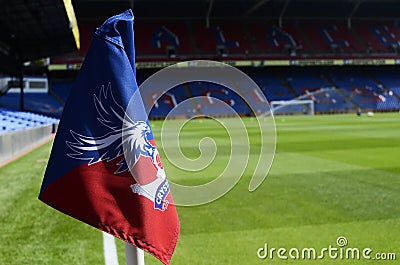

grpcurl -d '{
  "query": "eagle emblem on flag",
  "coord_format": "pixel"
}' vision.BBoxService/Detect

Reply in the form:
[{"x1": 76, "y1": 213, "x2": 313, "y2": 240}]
[{"x1": 66, "y1": 83, "x2": 170, "y2": 211}]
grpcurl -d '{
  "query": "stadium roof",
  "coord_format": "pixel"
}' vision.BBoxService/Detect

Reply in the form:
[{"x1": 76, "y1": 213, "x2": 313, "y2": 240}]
[
  {"x1": 72, "y1": 0, "x2": 133, "y2": 22},
  {"x1": 0, "y1": 0, "x2": 79, "y2": 75},
  {"x1": 71, "y1": 0, "x2": 400, "y2": 22},
  {"x1": 132, "y1": 0, "x2": 400, "y2": 20}
]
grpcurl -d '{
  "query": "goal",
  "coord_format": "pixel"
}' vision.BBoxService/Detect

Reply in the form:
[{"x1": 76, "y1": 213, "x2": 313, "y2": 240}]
[{"x1": 270, "y1": 100, "x2": 315, "y2": 115}]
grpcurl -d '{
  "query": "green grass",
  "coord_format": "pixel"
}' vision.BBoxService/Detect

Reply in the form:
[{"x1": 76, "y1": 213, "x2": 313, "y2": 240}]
[{"x1": 1, "y1": 113, "x2": 399, "y2": 264}]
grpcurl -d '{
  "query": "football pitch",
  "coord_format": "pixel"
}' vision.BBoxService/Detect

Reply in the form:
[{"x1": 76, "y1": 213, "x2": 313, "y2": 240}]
[{"x1": 0, "y1": 113, "x2": 399, "y2": 264}]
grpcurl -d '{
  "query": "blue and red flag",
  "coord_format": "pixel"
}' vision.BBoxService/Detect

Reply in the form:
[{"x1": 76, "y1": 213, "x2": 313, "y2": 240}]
[{"x1": 39, "y1": 10, "x2": 179, "y2": 265}]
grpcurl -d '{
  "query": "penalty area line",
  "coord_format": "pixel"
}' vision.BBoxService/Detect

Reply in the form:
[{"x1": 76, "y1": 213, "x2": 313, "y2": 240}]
[{"x1": 103, "y1": 231, "x2": 119, "y2": 265}]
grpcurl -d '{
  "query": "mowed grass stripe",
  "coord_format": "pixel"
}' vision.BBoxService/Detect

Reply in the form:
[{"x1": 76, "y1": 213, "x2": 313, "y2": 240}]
[
  {"x1": 144, "y1": 217, "x2": 400, "y2": 265},
  {"x1": 0, "y1": 113, "x2": 398, "y2": 265},
  {"x1": 152, "y1": 113, "x2": 399, "y2": 264},
  {"x1": 0, "y1": 142, "x2": 105, "y2": 265},
  {"x1": 176, "y1": 167, "x2": 399, "y2": 233},
  {"x1": 182, "y1": 217, "x2": 400, "y2": 265}
]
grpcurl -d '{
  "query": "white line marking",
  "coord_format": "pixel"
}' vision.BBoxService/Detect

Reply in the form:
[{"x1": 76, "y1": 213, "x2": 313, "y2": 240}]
[{"x1": 103, "y1": 232, "x2": 119, "y2": 265}]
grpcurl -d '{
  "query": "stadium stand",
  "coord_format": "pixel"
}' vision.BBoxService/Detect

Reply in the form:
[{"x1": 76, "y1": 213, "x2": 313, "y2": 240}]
[
  {"x1": 4, "y1": 64, "x2": 400, "y2": 118},
  {"x1": 188, "y1": 81, "x2": 250, "y2": 116},
  {"x1": 0, "y1": 108, "x2": 59, "y2": 134},
  {"x1": 2, "y1": 0, "x2": 400, "y2": 120},
  {"x1": 326, "y1": 68, "x2": 388, "y2": 110},
  {"x1": 13, "y1": 65, "x2": 399, "y2": 118},
  {"x1": 0, "y1": 92, "x2": 64, "y2": 117},
  {"x1": 301, "y1": 21, "x2": 365, "y2": 54},
  {"x1": 190, "y1": 22, "x2": 217, "y2": 56},
  {"x1": 247, "y1": 70, "x2": 294, "y2": 101},
  {"x1": 135, "y1": 22, "x2": 194, "y2": 57},
  {"x1": 247, "y1": 21, "x2": 302, "y2": 55},
  {"x1": 50, "y1": 17, "x2": 400, "y2": 62},
  {"x1": 282, "y1": 69, "x2": 354, "y2": 112},
  {"x1": 352, "y1": 22, "x2": 398, "y2": 54},
  {"x1": 371, "y1": 67, "x2": 400, "y2": 97},
  {"x1": 147, "y1": 85, "x2": 190, "y2": 118}
]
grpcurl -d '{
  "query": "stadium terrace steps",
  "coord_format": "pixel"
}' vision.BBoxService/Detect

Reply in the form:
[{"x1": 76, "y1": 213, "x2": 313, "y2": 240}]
[
  {"x1": 326, "y1": 69, "x2": 399, "y2": 110},
  {"x1": 0, "y1": 92, "x2": 63, "y2": 117},
  {"x1": 188, "y1": 81, "x2": 250, "y2": 116},
  {"x1": 283, "y1": 71, "x2": 354, "y2": 112},
  {"x1": 191, "y1": 22, "x2": 218, "y2": 55},
  {"x1": 0, "y1": 108, "x2": 59, "y2": 134},
  {"x1": 51, "y1": 20, "x2": 400, "y2": 63},
  {"x1": 352, "y1": 22, "x2": 396, "y2": 53},
  {"x1": 248, "y1": 71, "x2": 294, "y2": 102},
  {"x1": 135, "y1": 21, "x2": 194, "y2": 57},
  {"x1": 4, "y1": 69, "x2": 398, "y2": 119},
  {"x1": 371, "y1": 70, "x2": 400, "y2": 99}
]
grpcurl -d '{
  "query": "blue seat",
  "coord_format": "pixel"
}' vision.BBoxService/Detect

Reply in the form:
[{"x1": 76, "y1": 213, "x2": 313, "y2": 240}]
[{"x1": 0, "y1": 107, "x2": 59, "y2": 134}]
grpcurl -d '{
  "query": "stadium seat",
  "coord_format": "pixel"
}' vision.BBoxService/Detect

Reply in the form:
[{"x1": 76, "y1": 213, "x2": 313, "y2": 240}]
[
  {"x1": 0, "y1": 92, "x2": 63, "y2": 117},
  {"x1": 0, "y1": 108, "x2": 59, "y2": 134}
]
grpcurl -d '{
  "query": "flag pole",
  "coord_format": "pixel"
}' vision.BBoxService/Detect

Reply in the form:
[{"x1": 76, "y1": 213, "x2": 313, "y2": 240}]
[{"x1": 125, "y1": 243, "x2": 145, "y2": 265}]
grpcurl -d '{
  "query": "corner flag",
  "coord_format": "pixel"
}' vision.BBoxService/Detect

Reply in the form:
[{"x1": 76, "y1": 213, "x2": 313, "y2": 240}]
[{"x1": 38, "y1": 10, "x2": 179, "y2": 265}]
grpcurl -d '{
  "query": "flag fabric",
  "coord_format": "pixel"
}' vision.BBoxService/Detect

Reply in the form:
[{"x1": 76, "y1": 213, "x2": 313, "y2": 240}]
[{"x1": 39, "y1": 10, "x2": 179, "y2": 265}]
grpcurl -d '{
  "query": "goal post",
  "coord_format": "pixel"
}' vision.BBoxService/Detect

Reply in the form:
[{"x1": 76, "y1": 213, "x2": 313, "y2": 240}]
[{"x1": 270, "y1": 100, "x2": 315, "y2": 115}]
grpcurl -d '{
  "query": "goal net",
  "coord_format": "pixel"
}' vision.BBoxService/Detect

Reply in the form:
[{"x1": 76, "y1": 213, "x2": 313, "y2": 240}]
[{"x1": 270, "y1": 100, "x2": 315, "y2": 115}]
